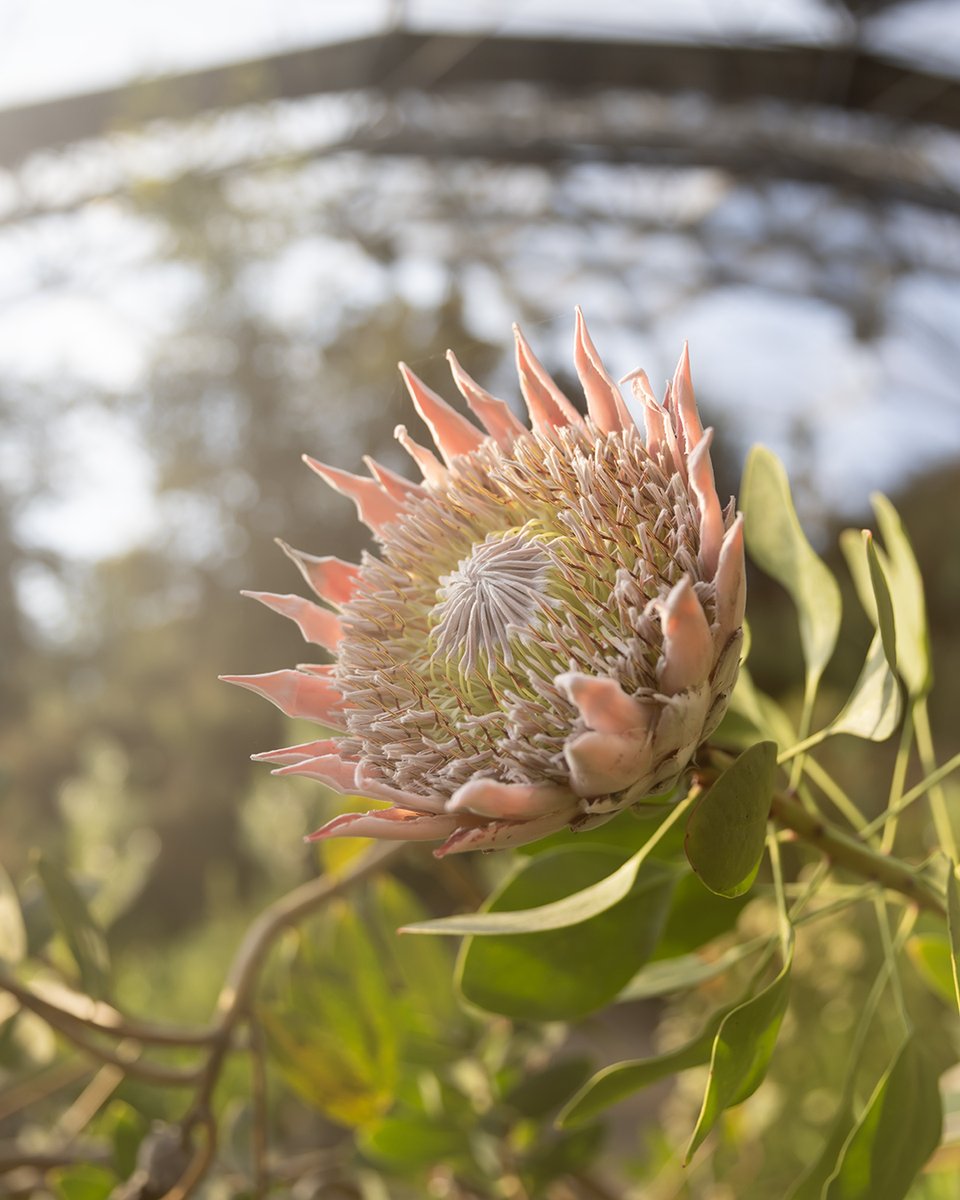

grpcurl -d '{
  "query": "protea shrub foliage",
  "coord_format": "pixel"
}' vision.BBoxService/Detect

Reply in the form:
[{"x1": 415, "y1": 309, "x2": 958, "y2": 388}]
[{"x1": 220, "y1": 313, "x2": 956, "y2": 1197}]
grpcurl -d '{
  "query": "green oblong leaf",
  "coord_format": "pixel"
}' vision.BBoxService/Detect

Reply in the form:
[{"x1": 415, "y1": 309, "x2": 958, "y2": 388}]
[
  {"x1": 841, "y1": 526, "x2": 899, "y2": 682},
  {"x1": 359, "y1": 1113, "x2": 468, "y2": 1171},
  {"x1": 778, "y1": 634, "x2": 902, "y2": 764},
  {"x1": 51, "y1": 1166, "x2": 117, "y2": 1200},
  {"x1": 558, "y1": 1039, "x2": 711, "y2": 1129},
  {"x1": 34, "y1": 855, "x2": 110, "y2": 1000},
  {"x1": 402, "y1": 849, "x2": 643, "y2": 938},
  {"x1": 684, "y1": 939, "x2": 793, "y2": 1163},
  {"x1": 684, "y1": 742, "x2": 777, "y2": 898},
  {"x1": 787, "y1": 1094, "x2": 857, "y2": 1200},
  {"x1": 558, "y1": 990, "x2": 741, "y2": 1130},
  {"x1": 652, "y1": 870, "x2": 750, "y2": 961},
  {"x1": 741, "y1": 446, "x2": 841, "y2": 693},
  {"x1": 907, "y1": 932, "x2": 956, "y2": 1004},
  {"x1": 562, "y1": 942, "x2": 779, "y2": 1129},
  {"x1": 0, "y1": 864, "x2": 26, "y2": 966},
  {"x1": 865, "y1": 532, "x2": 897, "y2": 672},
  {"x1": 871, "y1": 493, "x2": 931, "y2": 698},
  {"x1": 456, "y1": 847, "x2": 675, "y2": 1020},
  {"x1": 824, "y1": 1034, "x2": 942, "y2": 1200},
  {"x1": 946, "y1": 865, "x2": 960, "y2": 1016}
]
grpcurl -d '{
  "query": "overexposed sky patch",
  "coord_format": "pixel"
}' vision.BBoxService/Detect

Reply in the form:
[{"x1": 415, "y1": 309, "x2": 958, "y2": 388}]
[
  {"x1": 658, "y1": 285, "x2": 960, "y2": 517},
  {"x1": 0, "y1": 0, "x2": 382, "y2": 106},
  {"x1": 864, "y1": 0, "x2": 960, "y2": 76},
  {"x1": 18, "y1": 406, "x2": 157, "y2": 559},
  {"x1": 0, "y1": 294, "x2": 144, "y2": 390}
]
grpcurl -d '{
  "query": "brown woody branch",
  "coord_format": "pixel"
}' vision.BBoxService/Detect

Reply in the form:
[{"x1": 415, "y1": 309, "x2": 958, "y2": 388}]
[{"x1": 0, "y1": 843, "x2": 402, "y2": 1198}]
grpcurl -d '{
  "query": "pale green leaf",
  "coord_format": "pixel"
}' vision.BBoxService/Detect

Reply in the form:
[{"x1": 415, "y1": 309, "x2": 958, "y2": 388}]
[
  {"x1": 840, "y1": 528, "x2": 878, "y2": 625},
  {"x1": 684, "y1": 940, "x2": 794, "y2": 1163},
  {"x1": 741, "y1": 446, "x2": 841, "y2": 693},
  {"x1": 401, "y1": 851, "x2": 643, "y2": 937},
  {"x1": 824, "y1": 1035, "x2": 942, "y2": 1200},
  {"x1": 619, "y1": 938, "x2": 771, "y2": 1003},
  {"x1": 684, "y1": 742, "x2": 777, "y2": 898},
  {"x1": 456, "y1": 847, "x2": 675, "y2": 1020},
  {"x1": 0, "y1": 864, "x2": 26, "y2": 965},
  {"x1": 829, "y1": 633, "x2": 901, "y2": 743},
  {"x1": 403, "y1": 795, "x2": 693, "y2": 937},
  {"x1": 871, "y1": 493, "x2": 931, "y2": 698},
  {"x1": 779, "y1": 634, "x2": 902, "y2": 763},
  {"x1": 841, "y1": 527, "x2": 898, "y2": 678}
]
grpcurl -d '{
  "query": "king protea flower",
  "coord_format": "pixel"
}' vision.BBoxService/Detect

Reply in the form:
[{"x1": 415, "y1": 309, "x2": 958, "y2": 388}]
[{"x1": 223, "y1": 311, "x2": 744, "y2": 856}]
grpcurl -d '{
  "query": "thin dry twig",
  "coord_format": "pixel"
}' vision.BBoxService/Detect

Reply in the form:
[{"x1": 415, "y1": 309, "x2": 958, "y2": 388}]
[
  {"x1": 56, "y1": 1064, "x2": 125, "y2": 1142},
  {"x1": 169, "y1": 842, "x2": 403, "y2": 1198},
  {"x1": 0, "y1": 970, "x2": 215, "y2": 1047},
  {"x1": 0, "y1": 983, "x2": 205, "y2": 1088},
  {"x1": 0, "y1": 1141, "x2": 112, "y2": 1174},
  {"x1": 0, "y1": 1059, "x2": 90, "y2": 1124}
]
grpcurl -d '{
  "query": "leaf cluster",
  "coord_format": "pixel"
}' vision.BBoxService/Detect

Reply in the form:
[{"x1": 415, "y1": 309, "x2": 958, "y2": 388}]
[{"x1": 1, "y1": 446, "x2": 959, "y2": 1200}]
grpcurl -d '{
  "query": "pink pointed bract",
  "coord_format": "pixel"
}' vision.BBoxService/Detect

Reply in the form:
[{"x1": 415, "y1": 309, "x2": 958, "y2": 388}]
[{"x1": 224, "y1": 314, "x2": 745, "y2": 855}]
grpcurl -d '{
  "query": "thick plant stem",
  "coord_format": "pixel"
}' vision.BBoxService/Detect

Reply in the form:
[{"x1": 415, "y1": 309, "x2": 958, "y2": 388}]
[{"x1": 771, "y1": 792, "x2": 945, "y2": 917}]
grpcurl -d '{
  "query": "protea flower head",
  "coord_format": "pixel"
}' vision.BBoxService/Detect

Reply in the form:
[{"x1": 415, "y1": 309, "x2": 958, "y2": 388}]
[{"x1": 223, "y1": 311, "x2": 744, "y2": 856}]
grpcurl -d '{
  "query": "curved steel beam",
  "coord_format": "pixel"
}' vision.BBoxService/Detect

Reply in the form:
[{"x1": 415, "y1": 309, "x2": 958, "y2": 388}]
[{"x1": 1, "y1": 30, "x2": 959, "y2": 169}]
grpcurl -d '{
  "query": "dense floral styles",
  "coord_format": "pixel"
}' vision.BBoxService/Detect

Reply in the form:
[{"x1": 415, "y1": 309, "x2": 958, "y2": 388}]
[{"x1": 223, "y1": 312, "x2": 745, "y2": 855}]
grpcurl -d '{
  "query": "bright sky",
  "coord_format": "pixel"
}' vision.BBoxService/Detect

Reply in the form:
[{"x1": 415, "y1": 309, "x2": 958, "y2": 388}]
[
  {"x1": 0, "y1": 0, "x2": 957, "y2": 109},
  {"x1": 2, "y1": 0, "x2": 959, "y2": 574}
]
